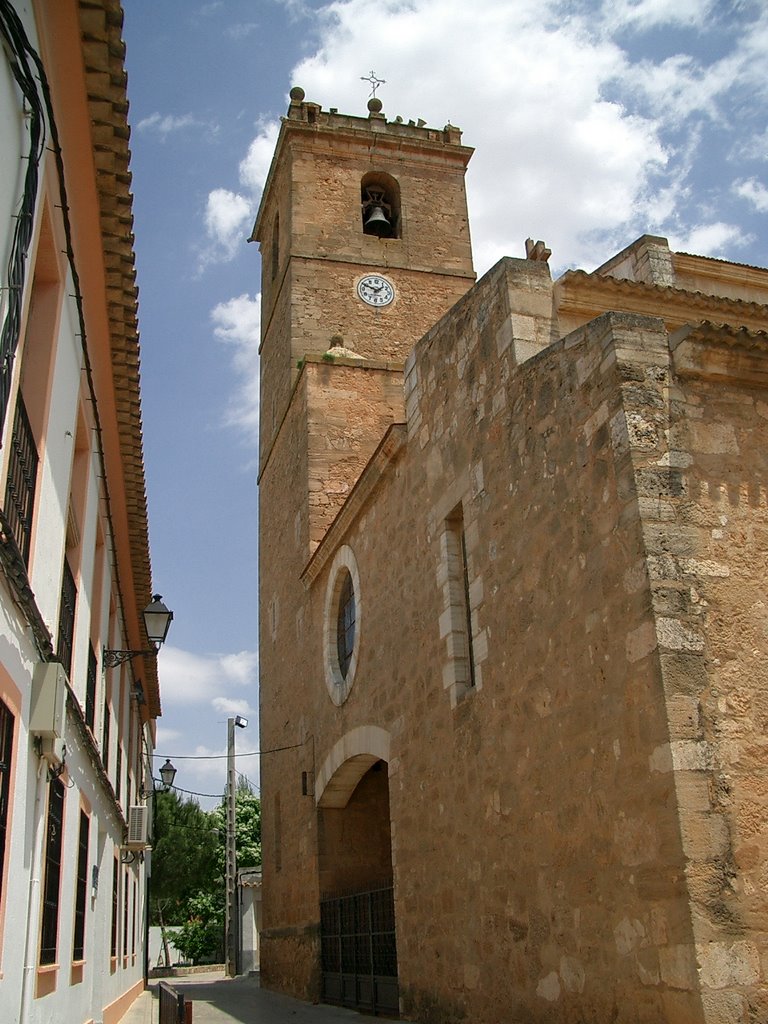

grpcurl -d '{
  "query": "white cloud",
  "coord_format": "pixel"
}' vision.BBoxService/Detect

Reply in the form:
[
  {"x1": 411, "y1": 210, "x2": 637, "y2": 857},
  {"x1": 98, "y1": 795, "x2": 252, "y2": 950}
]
[
  {"x1": 238, "y1": 121, "x2": 280, "y2": 193},
  {"x1": 136, "y1": 112, "x2": 198, "y2": 138},
  {"x1": 157, "y1": 645, "x2": 258, "y2": 705},
  {"x1": 202, "y1": 189, "x2": 253, "y2": 265},
  {"x1": 211, "y1": 293, "x2": 262, "y2": 444},
  {"x1": 219, "y1": 650, "x2": 259, "y2": 685},
  {"x1": 617, "y1": 5, "x2": 768, "y2": 129},
  {"x1": 154, "y1": 648, "x2": 260, "y2": 806},
  {"x1": 668, "y1": 221, "x2": 746, "y2": 256},
  {"x1": 732, "y1": 129, "x2": 768, "y2": 164},
  {"x1": 155, "y1": 725, "x2": 183, "y2": 747},
  {"x1": 200, "y1": 0, "x2": 765, "y2": 442},
  {"x1": 198, "y1": 121, "x2": 279, "y2": 273},
  {"x1": 284, "y1": 0, "x2": 675, "y2": 270},
  {"x1": 602, "y1": 0, "x2": 714, "y2": 31},
  {"x1": 734, "y1": 178, "x2": 768, "y2": 214},
  {"x1": 211, "y1": 696, "x2": 254, "y2": 716}
]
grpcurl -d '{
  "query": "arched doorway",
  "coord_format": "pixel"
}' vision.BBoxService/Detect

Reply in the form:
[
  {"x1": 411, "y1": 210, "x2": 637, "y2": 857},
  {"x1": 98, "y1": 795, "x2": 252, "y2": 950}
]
[{"x1": 316, "y1": 730, "x2": 398, "y2": 1016}]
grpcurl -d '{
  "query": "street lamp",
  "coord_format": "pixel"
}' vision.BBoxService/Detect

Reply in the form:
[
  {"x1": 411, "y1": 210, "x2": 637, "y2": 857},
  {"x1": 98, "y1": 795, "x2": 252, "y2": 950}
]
[
  {"x1": 103, "y1": 595, "x2": 174, "y2": 668},
  {"x1": 158, "y1": 759, "x2": 177, "y2": 790},
  {"x1": 225, "y1": 716, "x2": 247, "y2": 977},
  {"x1": 146, "y1": 758, "x2": 178, "y2": 976}
]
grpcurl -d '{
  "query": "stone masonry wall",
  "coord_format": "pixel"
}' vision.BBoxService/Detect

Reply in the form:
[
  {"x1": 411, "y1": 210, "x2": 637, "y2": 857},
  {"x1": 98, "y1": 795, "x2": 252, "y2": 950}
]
[
  {"x1": 258, "y1": 373, "x2": 322, "y2": 999},
  {"x1": 620, "y1": 323, "x2": 768, "y2": 1024},
  {"x1": 288, "y1": 143, "x2": 474, "y2": 276},
  {"x1": 384, "y1": 304, "x2": 701, "y2": 1024},
  {"x1": 288, "y1": 258, "x2": 474, "y2": 366},
  {"x1": 259, "y1": 248, "x2": 768, "y2": 1019},
  {"x1": 305, "y1": 359, "x2": 405, "y2": 550},
  {"x1": 274, "y1": 264, "x2": 696, "y2": 1021}
]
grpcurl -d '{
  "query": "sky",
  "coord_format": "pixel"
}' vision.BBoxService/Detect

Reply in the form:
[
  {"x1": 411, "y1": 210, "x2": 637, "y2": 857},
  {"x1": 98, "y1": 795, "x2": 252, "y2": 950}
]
[{"x1": 121, "y1": 0, "x2": 768, "y2": 808}]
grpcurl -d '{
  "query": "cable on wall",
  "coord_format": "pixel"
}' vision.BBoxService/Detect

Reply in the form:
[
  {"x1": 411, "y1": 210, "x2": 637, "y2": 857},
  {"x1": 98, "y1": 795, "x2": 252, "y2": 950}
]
[{"x1": 0, "y1": 0, "x2": 45, "y2": 431}]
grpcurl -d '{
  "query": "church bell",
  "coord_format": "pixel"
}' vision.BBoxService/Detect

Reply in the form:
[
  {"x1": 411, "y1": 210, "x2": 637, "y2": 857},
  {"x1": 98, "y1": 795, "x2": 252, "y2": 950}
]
[{"x1": 363, "y1": 204, "x2": 392, "y2": 237}]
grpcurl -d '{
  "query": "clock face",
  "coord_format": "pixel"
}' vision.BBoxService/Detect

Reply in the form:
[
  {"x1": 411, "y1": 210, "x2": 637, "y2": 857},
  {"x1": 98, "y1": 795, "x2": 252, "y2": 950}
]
[{"x1": 357, "y1": 274, "x2": 395, "y2": 307}]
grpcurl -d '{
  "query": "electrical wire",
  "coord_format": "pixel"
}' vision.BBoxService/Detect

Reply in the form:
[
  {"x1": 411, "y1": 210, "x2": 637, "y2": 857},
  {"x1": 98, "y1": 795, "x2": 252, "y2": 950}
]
[
  {"x1": 152, "y1": 819, "x2": 221, "y2": 837},
  {"x1": 152, "y1": 742, "x2": 302, "y2": 761},
  {"x1": 166, "y1": 783, "x2": 226, "y2": 800}
]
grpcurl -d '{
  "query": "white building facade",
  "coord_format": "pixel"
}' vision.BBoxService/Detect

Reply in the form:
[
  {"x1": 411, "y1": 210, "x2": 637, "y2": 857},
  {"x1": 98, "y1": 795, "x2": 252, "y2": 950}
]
[{"x1": 0, "y1": 3, "x2": 161, "y2": 1022}]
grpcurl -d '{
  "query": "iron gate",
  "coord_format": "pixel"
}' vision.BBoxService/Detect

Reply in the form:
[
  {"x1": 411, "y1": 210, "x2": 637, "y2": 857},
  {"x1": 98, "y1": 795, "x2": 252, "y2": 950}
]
[{"x1": 320, "y1": 883, "x2": 398, "y2": 1016}]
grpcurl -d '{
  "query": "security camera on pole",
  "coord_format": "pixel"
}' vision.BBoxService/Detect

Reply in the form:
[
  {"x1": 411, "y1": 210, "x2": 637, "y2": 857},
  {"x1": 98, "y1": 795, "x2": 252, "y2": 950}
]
[{"x1": 226, "y1": 715, "x2": 247, "y2": 977}]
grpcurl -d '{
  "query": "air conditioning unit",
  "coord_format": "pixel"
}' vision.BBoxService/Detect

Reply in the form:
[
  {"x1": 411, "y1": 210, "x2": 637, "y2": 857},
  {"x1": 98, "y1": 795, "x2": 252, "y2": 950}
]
[
  {"x1": 30, "y1": 663, "x2": 67, "y2": 740},
  {"x1": 40, "y1": 736, "x2": 66, "y2": 767},
  {"x1": 125, "y1": 805, "x2": 149, "y2": 849}
]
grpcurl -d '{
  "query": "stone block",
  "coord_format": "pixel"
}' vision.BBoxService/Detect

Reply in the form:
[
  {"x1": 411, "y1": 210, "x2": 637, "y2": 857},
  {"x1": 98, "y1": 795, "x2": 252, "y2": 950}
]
[
  {"x1": 659, "y1": 943, "x2": 697, "y2": 990},
  {"x1": 698, "y1": 940, "x2": 761, "y2": 989}
]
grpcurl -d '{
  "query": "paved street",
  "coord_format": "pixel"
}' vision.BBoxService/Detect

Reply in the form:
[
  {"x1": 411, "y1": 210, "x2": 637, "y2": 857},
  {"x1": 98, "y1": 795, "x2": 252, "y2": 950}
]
[{"x1": 119, "y1": 971, "x2": 381, "y2": 1024}]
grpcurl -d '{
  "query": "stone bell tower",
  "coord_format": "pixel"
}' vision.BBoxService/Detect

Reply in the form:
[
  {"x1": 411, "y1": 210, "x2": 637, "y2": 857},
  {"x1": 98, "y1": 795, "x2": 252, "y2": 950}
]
[
  {"x1": 253, "y1": 90, "x2": 475, "y2": 995},
  {"x1": 252, "y1": 87, "x2": 475, "y2": 545}
]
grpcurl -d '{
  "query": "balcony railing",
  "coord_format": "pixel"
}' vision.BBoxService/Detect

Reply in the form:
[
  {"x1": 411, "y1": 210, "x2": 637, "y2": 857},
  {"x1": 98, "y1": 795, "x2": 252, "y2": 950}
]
[{"x1": 3, "y1": 393, "x2": 38, "y2": 566}]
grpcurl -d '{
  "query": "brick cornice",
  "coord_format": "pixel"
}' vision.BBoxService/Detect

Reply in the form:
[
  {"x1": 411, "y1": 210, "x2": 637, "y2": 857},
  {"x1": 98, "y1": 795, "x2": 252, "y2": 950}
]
[
  {"x1": 670, "y1": 321, "x2": 768, "y2": 387},
  {"x1": 77, "y1": 1, "x2": 158, "y2": 716},
  {"x1": 673, "y1": 251, "x2": 768, "y2": 285},
  {"x1": 555, "y1": 270, "x2": 768, "y2": 334}
]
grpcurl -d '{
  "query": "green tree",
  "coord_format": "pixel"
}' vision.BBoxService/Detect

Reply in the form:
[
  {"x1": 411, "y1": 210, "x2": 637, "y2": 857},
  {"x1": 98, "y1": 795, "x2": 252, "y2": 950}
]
[
  {"x1": 169, "y1": 890, "x2": 224, "y2": 965},
  {"x1": 150, "y1": 790, "x2": 219, "y2": 926},
  {"x1": 151, "y1": 783, "x2": 261, "y2": 965},
  {"x1": 211, "y1": 780, "x2": 262, "y2": 874}
]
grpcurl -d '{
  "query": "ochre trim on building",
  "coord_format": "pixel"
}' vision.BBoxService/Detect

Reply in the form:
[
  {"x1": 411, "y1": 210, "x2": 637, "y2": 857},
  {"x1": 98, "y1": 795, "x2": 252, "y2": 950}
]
[{"x1": 102, "y1": 976, "x2": 144, "y2": 1024}]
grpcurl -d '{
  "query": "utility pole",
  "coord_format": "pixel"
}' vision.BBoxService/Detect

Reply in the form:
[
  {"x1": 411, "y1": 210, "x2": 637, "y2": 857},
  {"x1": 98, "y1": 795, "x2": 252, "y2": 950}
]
[{"x1": 225, "y1": 715, "x2": 247, "y2": 977}]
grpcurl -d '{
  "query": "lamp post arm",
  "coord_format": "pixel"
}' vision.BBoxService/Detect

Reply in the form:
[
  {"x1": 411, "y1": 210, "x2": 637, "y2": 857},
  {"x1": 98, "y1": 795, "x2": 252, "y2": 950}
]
[{"x1": 102, "y1": 647, "x2": 158, "y2": 670}]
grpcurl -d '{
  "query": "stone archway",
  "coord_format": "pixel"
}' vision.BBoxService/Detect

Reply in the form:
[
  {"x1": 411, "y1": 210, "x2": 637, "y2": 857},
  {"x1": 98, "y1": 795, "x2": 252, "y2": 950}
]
[
  {"x1": 315, "y1": 725, "x2": 390, "y2": 808},
  {"x1": 315, "y1": 727, "x2": 398, "y2": 1015}
]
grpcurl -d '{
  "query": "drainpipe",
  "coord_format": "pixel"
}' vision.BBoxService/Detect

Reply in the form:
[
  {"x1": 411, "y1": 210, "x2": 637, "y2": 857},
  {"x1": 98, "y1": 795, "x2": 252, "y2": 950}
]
[{"x1": 19, "y1": 755, "x2": 48, "y2": 1024}]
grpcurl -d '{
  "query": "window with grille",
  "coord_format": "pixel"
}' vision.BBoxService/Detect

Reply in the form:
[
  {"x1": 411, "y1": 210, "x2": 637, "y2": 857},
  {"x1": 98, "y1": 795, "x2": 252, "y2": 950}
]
[
  {"x1": 40, "y1": 778, "x2": 65, "y2": 965},
  {"x1": 110, "y1": 857, "x2": 118, "y2": 958},
  {"x1": 102, "y1": 698, "x2": 110, "y2": 769},
  {"x1": 122, "y1": 869, "x2": 129, "y2": 959},
  {"x1": 72, "y1": 811, "x2": 89, "y2": 961},
  {"x1": 0, "y1": 700, "x2": 15, "y2": 911},
  {"x1": 336, "y1": 570, "x2": 356, "y2": 680},
  {"x1": 132, "y1": 879, "x2": 137, "y2": 956},
  {"x1": 323, "y1": 545, "x2": 362, "y2": 706},
  {"x1": 85, "y1": 644, "x2": 97, "y2": 731},
  {"x1": 57, "y1": 560, "x2": 77, "y2": 677},
  {"x1": 3, "y1": 394, "x2": 38, "y2": 565}
]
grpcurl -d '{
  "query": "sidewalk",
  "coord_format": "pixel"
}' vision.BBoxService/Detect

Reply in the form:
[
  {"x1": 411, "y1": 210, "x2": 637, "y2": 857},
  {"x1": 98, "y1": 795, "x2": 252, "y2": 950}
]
[{"x1": 118, "y1": 971, "x2": 381, "y2": 1024}]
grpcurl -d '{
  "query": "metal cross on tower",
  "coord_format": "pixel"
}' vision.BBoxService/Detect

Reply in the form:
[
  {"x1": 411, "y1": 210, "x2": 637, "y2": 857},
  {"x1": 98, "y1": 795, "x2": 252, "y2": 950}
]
[{"x1": 360, "y1": 70, "x2": 386, "y2": 99}]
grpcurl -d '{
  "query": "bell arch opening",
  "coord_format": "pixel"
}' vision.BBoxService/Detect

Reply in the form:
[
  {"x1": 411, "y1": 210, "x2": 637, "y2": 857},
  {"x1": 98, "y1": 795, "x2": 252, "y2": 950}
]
[{"x1": 361, "y1": 171, "x2": 401, "y2": 239}]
